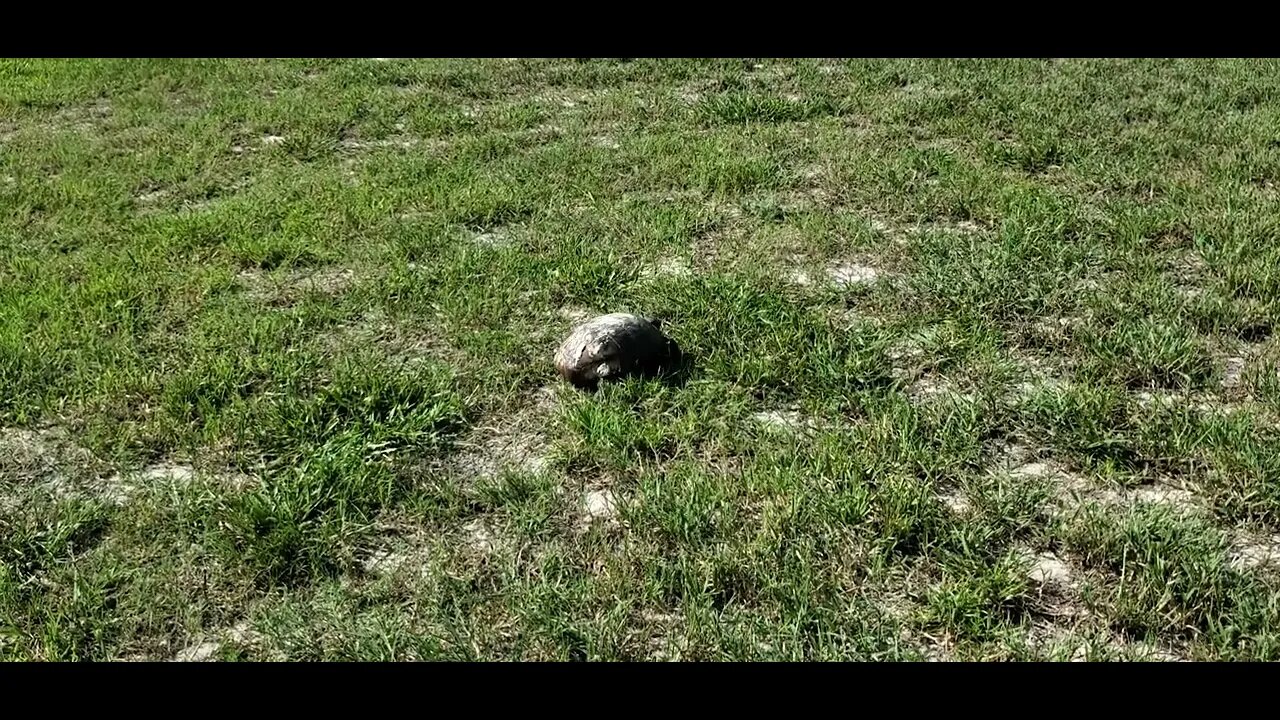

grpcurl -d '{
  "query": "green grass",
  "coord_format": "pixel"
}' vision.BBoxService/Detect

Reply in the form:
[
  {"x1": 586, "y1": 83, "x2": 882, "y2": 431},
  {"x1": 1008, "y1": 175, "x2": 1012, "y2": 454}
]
[{"x1": 2, "y1": 58, "x2": 1280, "y2": 661}]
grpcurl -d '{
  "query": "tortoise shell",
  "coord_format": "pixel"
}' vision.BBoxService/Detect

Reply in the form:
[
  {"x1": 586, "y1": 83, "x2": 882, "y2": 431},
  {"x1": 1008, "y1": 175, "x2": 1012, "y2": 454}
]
[{"x1": 554, "y1": 313, "x2": 679, "y2": 388}]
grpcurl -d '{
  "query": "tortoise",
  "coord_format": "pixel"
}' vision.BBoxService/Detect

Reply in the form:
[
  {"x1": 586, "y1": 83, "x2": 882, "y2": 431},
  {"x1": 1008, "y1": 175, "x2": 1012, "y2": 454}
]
[{"x1": 554, "y1": 313, "x2": 681, "y2": 389}]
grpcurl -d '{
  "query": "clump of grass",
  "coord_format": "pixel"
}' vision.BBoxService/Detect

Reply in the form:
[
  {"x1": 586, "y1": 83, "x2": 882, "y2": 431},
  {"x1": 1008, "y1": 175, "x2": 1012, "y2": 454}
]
[
  {"x1": 924, "y1": 550, "x2": 1032, "y2": 642},
  {"x1": 1060, "y1": 503, "x2": 1280, "y2": 659},
  {"x1": 1019, "y1": 384, "x2": 1138, "y2": 472},
  {"x1": 220, "y1": 446, "x2": 385, "y2": 587},
  {"x1": 699, "y1": 92, "x2": 845, "y2": 125},
  {"x1": 0, "y1": 495, "x2": 115, "y2": 660},
  {"x1": 245, "y1": 355, "x2": 467, "y2": 465},
  {"x1": 1079, "y1": 315, "x2": 1213, "y2": 389}
]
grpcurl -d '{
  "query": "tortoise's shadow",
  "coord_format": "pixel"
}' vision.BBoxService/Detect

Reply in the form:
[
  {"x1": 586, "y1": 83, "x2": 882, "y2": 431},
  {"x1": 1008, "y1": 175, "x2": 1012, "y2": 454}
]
[{"x1": 652, "y1": 343, "x2": 694, "y2": 389}]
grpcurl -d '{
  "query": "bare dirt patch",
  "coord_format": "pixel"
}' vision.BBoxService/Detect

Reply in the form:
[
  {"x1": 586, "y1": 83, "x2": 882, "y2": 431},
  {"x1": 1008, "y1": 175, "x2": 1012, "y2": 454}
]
[
  {"x1": 169, "y1": 621, "x2": 260, "y2": 662},
  {"x1": 939, "y1": 489, "x2": 972, "y2": 516},
  {"x1": 1025, "y1": 454, "x2": 1201, "y2": 515},
  {"x1": 461, "y1": 517, "x2": 497, "y2": 554},
  {"x1": 918, "y1": 633, "x2": 959, "y2": 662},
  {"x1": 640, "y1": 610, "x2": 687, "y2": 661},
  {"x1": 886, "y1": 335, "x2": 928, "y2": 367},
  {"x1": 468, "y1": 229, "x2": 514, "y2": 249},
  {"x1": 1028, "y1": 620, "x2": 1189, "y2": 662},
  {"x1": 1134, "y1": 389, "x2": 1250, "y2": 420},
  {"x1": 790, "y1": 260, "x2": 882, "y2": 289},
  {"x1": 48, "y1": 99, "x2": 113, "y2": 134},
  {"x1": 691, "y1": 222, "x2": 749, "y2": 272},
  {"x1": 171, "y1": 639, "x2": 220, "y2": 662},
  {"x1": 825, "y1": 306, "x2": 885, "y2": 332},
  {"x1": 135, "y1": 188, "x2": 170, "y2": 206},
  {"x1": 532, "y1": 90, "x2": 601, "y2": 111},
  {"x1": 1030, "y1": 314, "x2": 1087, "y2": 345},
  {"x1": 579, "y1": 488, "x2": 620, "y2": 529},
  {"x1": 237, "y1": 266, "x2": 359, "y2": 305},
  {"x1": 356, "y1": 515, "x2": 442, "y2": 580},
  {"x1": 556, "y1": 305, "x2": 598, "y2": 326},
  {"x1": 1008, "y1": 352, "x2": 1072, "y2": 400},
  {"x1": 752, "y1": 408, "x2": 814, "y2": 433},
  {"x1": 361, "y1": 548, "x2": 411, "y2": 576},
  {"x1": 338, "y1": 135, "x2": 420, "y2": 152},
  {"x1": 986, "y1": 439, "x2": 1036, "y2": 469},
  {"x1": 138, "y1": 463, "x2": 197, "y2": 483},
  {"x1": 1123, "y1": 641, "x2": 1188, "y2": 662},
  {"x1": 320, "y1": 309, "x2": 447, "y2": 365},
  {"x1": 906, "y1": 374, "x2": 974, "y2": 404},
  {"x1": 0, "y1": 425, "x2": 109, "y2": 502},
  {"x1": 1099, "y1": 483, "x2": 1198, "y2": 511},
  {"x1": 1, "y1": 426, "x2": 98, "y2": 482},
  {"x1": 451, "y1": 422, "x2": 551, "y2": 483},
  {"x1": 638, "y1": 255, "x2": 693, "y2": 281},
  {"x1": 97, "y1": 463, "x2": 253, "y2": 506},
  {"x1": 1020, "y1": 549, "x2": 1075, "y2": 588},
  {"x1": 1021, "y1": 577, "x2": 1092, "y2": 660},
  {"x1": 1167, "y1": 250, "x2": 1207, "y2": 291},
  {"x1": 230, "y1": 134, "x2": 288, "y2": 156},
  {"x1": 1223, "y1": 355, "x2": 1247, "y2": 390},
  {"x1": 1024, "y1": 622, "x2": 1091, "y2": 661},
  {"x1": 864, "y1": 215, "x2": 985, "y2": 246},
  {"x1": 676, "y1": 81, "x2": 713, "y2": 105},
  {"x1": 304, "y1": 268, "x2": 357, "y2": 294},
  {"x1": 827, "y1": 261, "x2": 881, "y2": 288},
  {"x1": 1011, "y1": 461, "x2": 1059, "y2": 479},
  {"x1": 1001, "y1": 457, "x2": 1094, "y2": 506},
  {"x1": 1228, "y1": 532, "x2": 1280, "y2": 572},
  {"x1": 446, "y1": 384, "x2": 561, "y2": 488},
  {"x1": 360, "y1": 529, "x2": 436, "y2": 579}
]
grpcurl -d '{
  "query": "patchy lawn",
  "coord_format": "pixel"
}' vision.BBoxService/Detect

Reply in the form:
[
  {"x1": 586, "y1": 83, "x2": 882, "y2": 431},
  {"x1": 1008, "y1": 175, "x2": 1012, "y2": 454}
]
[{"x1": 2, "y1": 58, "x2": 1280, "y2": 661}]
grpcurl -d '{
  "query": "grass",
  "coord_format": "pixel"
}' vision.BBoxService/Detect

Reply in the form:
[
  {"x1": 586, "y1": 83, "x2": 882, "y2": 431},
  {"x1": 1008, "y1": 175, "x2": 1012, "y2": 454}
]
[{"x1": 1, "y1": 57, "x2": 1280, "y2": 661}]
